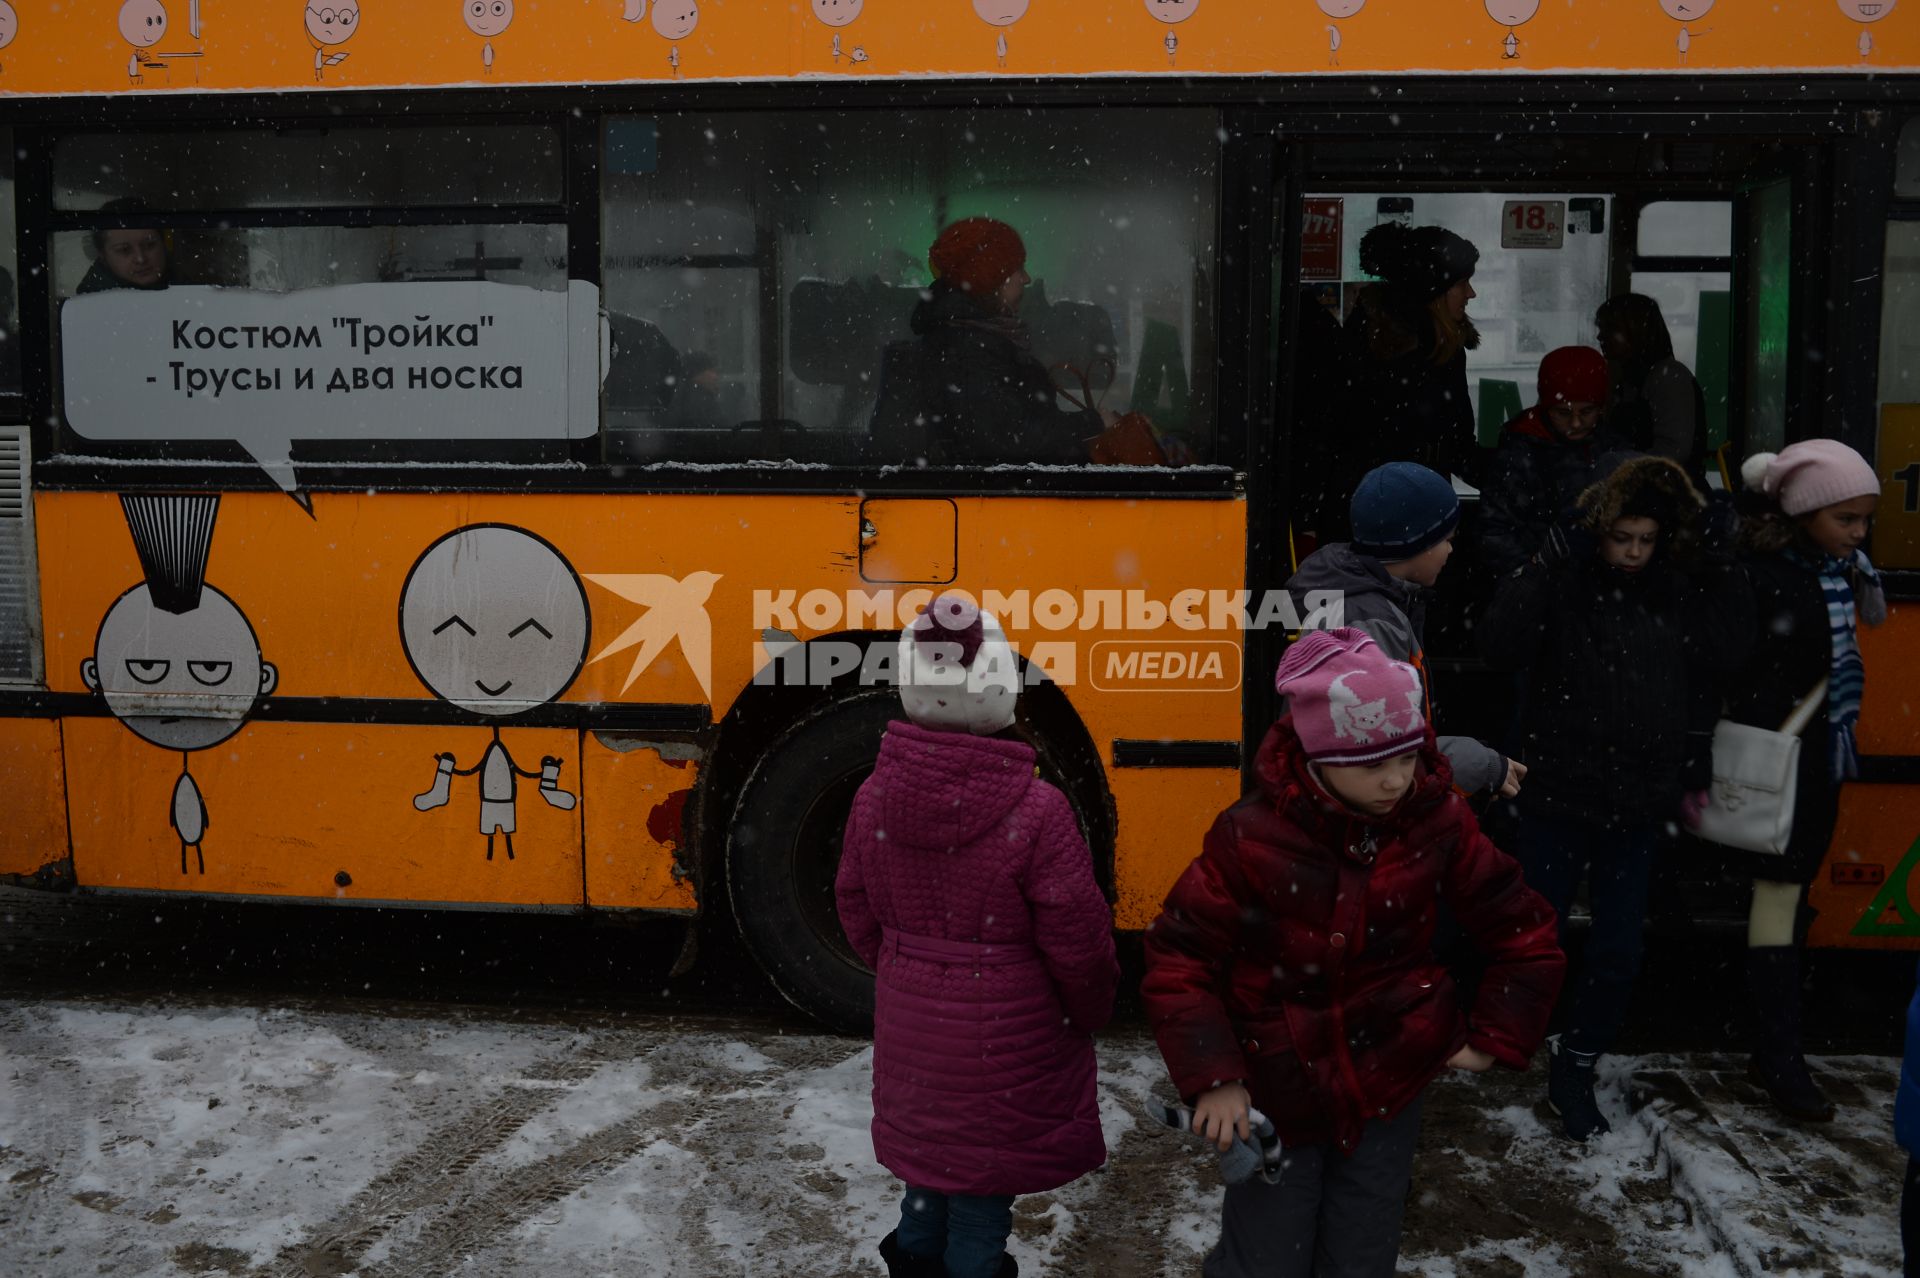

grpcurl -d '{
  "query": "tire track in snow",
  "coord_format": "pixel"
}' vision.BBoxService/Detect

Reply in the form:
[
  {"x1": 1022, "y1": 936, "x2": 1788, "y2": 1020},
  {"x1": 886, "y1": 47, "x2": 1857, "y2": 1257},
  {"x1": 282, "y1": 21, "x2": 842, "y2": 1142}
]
[{"x1": 259, "y1": 1031, "x2": 646, "y2": 1278}]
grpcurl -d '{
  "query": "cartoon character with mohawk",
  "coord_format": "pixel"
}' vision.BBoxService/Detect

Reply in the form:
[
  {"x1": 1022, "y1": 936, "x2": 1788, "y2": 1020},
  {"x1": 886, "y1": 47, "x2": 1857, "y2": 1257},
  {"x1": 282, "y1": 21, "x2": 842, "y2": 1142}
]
[{"x1": 84, "y1": 494, "x2": 278, "y2": 874}]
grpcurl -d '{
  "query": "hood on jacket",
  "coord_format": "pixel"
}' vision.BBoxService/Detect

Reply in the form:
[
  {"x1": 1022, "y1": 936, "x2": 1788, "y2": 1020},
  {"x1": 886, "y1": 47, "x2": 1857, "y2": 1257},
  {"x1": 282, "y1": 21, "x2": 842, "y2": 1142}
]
[
  {"x1": 869, "y1": 719, "x2": 1036, "y2": 851},
  {"x1": 1288, "y1": 542, "x2": 1421, "y2": 618},
  {"x1": 1252, "y1": 716, "x2": 1452, "y2": 855}
]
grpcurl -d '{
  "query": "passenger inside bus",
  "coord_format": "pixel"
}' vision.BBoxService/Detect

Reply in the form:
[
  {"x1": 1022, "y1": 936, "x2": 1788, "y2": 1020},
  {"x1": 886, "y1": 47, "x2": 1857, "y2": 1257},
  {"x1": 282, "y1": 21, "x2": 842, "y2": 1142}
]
[
  {"x1": 1308, "y1": 222, "x2": 1484, "y2": 541},
  {"x1": 77, "y1": 197, "x2": 171, "y2": 294},
  {"x1": 1598, "y1": 291, "x2": 1708, "y2": 480},
  {"x1": 1479, "y1": 345, "x2": 1633, "y2": 577},
  {"x1": 667, "y1": 349, "x2": 733, "y2": 429},
  {"x1": 868, "y1": 216, "x2": 1116, "y2": 465}
]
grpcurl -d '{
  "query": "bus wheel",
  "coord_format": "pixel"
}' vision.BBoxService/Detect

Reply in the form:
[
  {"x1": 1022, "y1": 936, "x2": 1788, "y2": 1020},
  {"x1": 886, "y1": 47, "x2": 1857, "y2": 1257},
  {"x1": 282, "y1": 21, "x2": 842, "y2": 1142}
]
[{"x1": 725, "y1": 692, "x2": 898, "y2": 1034}]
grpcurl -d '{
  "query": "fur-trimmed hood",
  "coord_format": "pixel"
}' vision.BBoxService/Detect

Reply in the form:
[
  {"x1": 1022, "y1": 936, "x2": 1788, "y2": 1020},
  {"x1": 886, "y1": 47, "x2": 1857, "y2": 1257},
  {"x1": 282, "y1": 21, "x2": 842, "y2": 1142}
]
[
  {"x1": 1576, "y1": 454, "x2": 1703, "y2": 535},
  {"x1": 1738, "y1": 507, "x2": 1813, "y2": 557}
]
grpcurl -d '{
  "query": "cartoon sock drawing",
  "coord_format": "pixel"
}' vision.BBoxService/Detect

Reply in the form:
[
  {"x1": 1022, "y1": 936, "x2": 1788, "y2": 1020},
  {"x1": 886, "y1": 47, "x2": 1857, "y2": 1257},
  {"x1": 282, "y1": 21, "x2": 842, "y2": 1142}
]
[
  {"x1": 538, "y1": 756, "x2": 578, "y2": 810},
  {"x1": 415, "y1": 752, "x2": 455, "y2": 810}
]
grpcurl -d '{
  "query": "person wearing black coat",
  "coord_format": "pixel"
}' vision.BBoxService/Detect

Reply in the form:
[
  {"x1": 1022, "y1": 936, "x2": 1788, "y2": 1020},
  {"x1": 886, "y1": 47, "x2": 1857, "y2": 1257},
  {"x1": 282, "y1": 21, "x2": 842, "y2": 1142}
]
[
  {"x1": 1479, "y1": 345, "x2": 1635, "y2": 577},
  {"x1": 1480, "y1": 456, "x2": 1745, "y2": 1141},
  {"x1": 869, "y1": 216, "x2": 1106, "y2": 466},
  {"x1": 1310, "y1": 223, "x2": 1483, "y2": 542},
  {"x1": 1718, "y1": 441, "x2": 1886, "y2": 1124}
]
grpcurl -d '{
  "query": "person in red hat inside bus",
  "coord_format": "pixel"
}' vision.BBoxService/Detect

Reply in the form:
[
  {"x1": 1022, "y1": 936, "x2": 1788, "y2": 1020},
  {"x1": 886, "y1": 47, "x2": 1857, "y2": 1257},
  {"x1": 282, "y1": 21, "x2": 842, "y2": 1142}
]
[
  {"x1": 1479, "y1": 344, "x2": 1636, "y2": 577},
  {"x1": 873, "y1": 216, "x2": 1114, "y2": 465}
]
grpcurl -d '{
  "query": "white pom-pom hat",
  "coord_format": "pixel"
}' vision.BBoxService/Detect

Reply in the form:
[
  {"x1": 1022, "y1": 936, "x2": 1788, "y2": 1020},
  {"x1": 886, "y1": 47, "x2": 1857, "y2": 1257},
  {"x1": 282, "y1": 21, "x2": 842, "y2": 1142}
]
[
  {"x1": 1743, "y1": 440, "x2": 1881, "y2": 516},
  {"x1": 897, "y1": 592, "x2": 1020, "y2": 735}
]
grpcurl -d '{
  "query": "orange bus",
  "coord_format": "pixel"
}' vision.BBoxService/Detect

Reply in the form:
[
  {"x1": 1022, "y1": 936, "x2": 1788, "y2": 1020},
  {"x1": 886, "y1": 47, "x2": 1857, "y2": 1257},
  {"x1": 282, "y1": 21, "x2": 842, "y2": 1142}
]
[{"x1": 1, "y1": 1, "x2": 1917, "y2": 1029}]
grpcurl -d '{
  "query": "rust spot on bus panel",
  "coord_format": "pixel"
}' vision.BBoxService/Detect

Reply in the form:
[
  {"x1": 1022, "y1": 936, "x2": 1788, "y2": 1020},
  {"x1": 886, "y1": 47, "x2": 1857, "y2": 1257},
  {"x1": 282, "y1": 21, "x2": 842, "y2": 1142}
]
[
  {"x1": 647, "y1": 788, "x2": 693, "y2": 848},
  {"x1": 0, "y1": 855, "x2": 77, "y2": 892}
]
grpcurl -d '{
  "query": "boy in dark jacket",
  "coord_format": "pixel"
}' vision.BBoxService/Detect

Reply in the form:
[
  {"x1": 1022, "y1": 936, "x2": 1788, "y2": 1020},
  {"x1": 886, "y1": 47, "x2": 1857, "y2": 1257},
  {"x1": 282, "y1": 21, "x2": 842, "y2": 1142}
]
[
  {"x1": 1144, "y1": 628, "x2": 1564, "y2": 1278},
  {"x1": 1289, "y1": 461, "x2": 1519, "y2": 799},
  {"x1": 1479, "y1": 456, "x2": 1745, "y2": 1139}
]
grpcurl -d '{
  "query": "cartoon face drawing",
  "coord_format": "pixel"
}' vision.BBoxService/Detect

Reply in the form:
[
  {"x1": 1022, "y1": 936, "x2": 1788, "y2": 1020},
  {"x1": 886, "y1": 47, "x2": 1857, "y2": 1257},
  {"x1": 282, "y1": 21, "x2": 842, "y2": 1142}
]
[
  {"x1": 0, "y1": 3, "x2": 20, "y2": 52},
  {"x1": 1486, "y1": 0, "x2": 1540, "y2": 22},
  {"x1": 1838, "y1": 0, "x2": 1895, "y2": 20},
  {"x1": 1316, "y1": 0, "x2": 1366, "y2": 17},
  {"x1": 1145, "y1": 0, "x2": 1200, "y2": 21},
  {"x1": 1657, "y1": 0, "x2": 1713, "y2": 17},
  {"x1": 651, "y1": 0, "x2": 699, "y2": 39},
  {"x1": 307, "y1": 0, "x2": 360, "y2": 46},
  {"x1": 400, "y1": 525, "x2": 591, "y2": 717},
  {"x1": 86, "y1": 585, "x2": 277, "y2": 751},
  {"x1": 465, "y1": 0, "x2": 514, "y2": 37},
  {"x1": 119, "y1": 0, "x2": 168, "y2": 48},
  {"x1": 812, "y1": 0, "x2": 864, "y2": 26},
  {"x1": 973, "y1": 0, "x2": 1030, "y2": 27}
]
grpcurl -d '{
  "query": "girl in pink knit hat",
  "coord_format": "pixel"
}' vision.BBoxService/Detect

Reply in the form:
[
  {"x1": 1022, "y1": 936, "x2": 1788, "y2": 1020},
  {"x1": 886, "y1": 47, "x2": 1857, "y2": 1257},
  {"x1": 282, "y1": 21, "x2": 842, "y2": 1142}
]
[
  {"x1": 1144, "y1": 628, "x2": 1564, "y2": 1278},
  {"x1": 1718, "y1": 439, "x2": 1884, "y2": 1122}
]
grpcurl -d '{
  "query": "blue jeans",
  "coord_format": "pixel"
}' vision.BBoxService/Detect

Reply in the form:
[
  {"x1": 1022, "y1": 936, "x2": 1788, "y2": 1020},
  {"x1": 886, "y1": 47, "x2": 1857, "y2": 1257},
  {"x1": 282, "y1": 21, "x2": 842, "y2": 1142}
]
[
  {"x1": 898, "y1": 1187, "x2": 1015, "y2": 1278},
  {"x1": 1513, "y1": 813, "x2": 1658, "y2": 1057}
]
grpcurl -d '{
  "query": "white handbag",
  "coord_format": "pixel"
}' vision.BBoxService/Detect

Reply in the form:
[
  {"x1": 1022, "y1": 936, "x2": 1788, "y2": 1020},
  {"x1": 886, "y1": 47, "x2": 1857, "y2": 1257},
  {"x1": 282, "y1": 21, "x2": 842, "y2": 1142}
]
[{"x1": 1694, "y1": 680, "x2": 1827, "y2": 857}]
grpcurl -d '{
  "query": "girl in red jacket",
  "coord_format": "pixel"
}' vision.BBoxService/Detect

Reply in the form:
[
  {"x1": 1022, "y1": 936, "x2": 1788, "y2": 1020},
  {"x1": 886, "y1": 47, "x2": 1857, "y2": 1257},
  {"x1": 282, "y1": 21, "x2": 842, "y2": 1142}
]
[{"x1": 1143, "y1": 628, "x2": 1565, "y2": 1277}]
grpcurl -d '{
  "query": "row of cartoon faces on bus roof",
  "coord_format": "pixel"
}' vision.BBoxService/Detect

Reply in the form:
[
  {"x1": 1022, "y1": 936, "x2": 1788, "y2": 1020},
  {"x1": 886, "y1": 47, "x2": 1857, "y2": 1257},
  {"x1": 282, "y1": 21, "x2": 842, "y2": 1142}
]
[
  {"x1": 58, "y1": 0, "x2": 1911, "y2": 85},
  {"x1": 86, "y1": 501, "x2": 718, "y2": 872}
]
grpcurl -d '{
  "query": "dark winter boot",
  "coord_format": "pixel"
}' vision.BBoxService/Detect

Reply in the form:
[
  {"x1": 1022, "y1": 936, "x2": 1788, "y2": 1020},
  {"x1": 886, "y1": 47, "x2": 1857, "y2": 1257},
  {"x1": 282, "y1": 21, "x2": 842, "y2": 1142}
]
[
  {"x1": 1546, "y1": 1035, "x2": 1612, "y2": 1141},
  {"x1": 878, "y1": 1232, "x2": 944, "y2": 1278},
  {"x1": 1745, "y1": 945, "x2": 1836, "y2": 1122}
]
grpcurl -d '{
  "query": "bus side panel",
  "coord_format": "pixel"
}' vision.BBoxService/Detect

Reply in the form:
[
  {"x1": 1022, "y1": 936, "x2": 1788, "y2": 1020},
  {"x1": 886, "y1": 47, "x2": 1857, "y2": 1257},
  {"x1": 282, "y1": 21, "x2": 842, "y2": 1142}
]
[
  {"x1": 0, "y1": 718, "x2": 70, "y2": 881},
  {"x1": 64, "y1": 717, "x2": 587, "y2": 906},
  {"x1": 581, "y1": 735, "x2": 698, "y2": 913},
  {"x1": 1109, "y1": 769, "x2": 1242, "y2": 930},
  {"x1": 1808, "y1": 603, "x2": 1920, "y2": 948}
]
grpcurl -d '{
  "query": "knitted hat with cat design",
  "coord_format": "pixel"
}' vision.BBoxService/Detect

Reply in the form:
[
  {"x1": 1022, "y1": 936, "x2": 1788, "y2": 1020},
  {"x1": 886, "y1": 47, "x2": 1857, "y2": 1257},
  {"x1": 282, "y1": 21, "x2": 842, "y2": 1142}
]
[{"x1": 1273, "y1": 628, "x2": 1426, "y2": 765}]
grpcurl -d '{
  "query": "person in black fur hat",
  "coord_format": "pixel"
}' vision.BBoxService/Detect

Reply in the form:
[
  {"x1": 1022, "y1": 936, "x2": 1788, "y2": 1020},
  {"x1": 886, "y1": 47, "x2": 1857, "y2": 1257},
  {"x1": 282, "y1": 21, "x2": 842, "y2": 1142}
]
[
  {"x1": 1478, "y1": 456, "x2": 1747, "y2": 1141},
  {"x1": 1300, "y1": 222, "x2": 1484, "y2": 543}
]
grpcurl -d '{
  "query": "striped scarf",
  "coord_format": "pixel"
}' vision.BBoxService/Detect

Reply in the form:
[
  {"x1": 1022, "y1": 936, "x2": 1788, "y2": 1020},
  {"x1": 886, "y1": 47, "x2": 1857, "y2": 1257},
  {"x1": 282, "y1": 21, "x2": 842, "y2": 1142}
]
[{"x1": 1812, "y1": 549, "x2": 1877, "y2": 781}]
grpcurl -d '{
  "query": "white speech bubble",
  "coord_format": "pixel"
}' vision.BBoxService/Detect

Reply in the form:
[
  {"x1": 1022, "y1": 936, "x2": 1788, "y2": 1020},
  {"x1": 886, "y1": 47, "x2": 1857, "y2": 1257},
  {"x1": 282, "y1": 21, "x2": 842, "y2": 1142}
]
[{"x1": 61, "y1": 279, "x2": 602, "y2": 510}]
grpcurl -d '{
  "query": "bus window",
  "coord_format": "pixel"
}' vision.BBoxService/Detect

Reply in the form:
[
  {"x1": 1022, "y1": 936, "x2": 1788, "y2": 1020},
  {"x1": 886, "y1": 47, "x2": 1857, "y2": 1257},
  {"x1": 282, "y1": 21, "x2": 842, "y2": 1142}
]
[
  {"x1": 52, "y1": 126, "x2": 562, "y2": 210},
  {"x1": 1879, "y1": 189, "x2": 1920, "y2": 571},
  {"x1": 1897, "y1": 117, "x2": 1920, "y2": 200},
  {"x1": 600, "y1": 110, "x2": 1221, "y2": 468},
  {"x1": 1631, "y1": 200, "x2": 1733, "y2": 467},
  {"x1": 46, "y1": 125, "x2": 570, "y2": 467},
  {"x1": 1299, "y1": 190, "x2": 1612, "y2": 447}
]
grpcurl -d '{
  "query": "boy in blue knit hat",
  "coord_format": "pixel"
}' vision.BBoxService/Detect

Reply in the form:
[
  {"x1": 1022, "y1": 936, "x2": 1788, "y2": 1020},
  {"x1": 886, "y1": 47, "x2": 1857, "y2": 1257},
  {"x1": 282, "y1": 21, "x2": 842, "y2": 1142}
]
[{"x1": 1287, "y1": 461, "x2": 1521, "y2": 799}]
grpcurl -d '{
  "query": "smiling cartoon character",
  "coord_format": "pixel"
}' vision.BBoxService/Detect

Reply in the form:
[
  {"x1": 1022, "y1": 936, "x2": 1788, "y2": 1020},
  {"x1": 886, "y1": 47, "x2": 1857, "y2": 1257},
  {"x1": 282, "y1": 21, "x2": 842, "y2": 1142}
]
[
  {"x1": 463, "y1": 0, "x2": 513, "y2": 73},
  {"x1": 401, "y1": 524, "x2": 590, "y2": 862},
  {"x1": 974, "y1": 0, "x2": 1029, "y2": 67},
  {"x1": 1838, "y1": 0, "x2": 1896, "y2": 59},
  {"x1": 811, "y1": 0, "x2": 870, "y2": 64},
  {"x1": 307, "y1": 0, "x2": 360, "y2": 81},
  {"x1": 85, "y1": 495, "x2": 278, "y2": 875},
  {"x1": 1145, "y1": 0, "x2": 1198, "y2": 66},
  {"x1": 1657, "y1": 0, "x2": 1713, "y2": 64},
  {"x1": 0, "y1": 3, "x2": 20, "y2": 73},
  {"x1": 1486, "y1": 0, "x2": 1539, "y2": 59},
  {"x1": 1316, "y1": 0, "x2": 1364, "y2": 66},
  {"x1": 119, "y1": 0, "x2": 168, "y2": 84}
]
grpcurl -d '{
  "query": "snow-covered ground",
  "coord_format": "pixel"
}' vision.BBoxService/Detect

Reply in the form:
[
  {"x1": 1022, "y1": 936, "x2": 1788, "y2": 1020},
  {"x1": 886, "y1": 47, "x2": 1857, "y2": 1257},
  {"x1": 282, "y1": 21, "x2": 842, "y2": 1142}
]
[{"x1": 0, "y1": 997, "x2": 1904, "y2": 1277}]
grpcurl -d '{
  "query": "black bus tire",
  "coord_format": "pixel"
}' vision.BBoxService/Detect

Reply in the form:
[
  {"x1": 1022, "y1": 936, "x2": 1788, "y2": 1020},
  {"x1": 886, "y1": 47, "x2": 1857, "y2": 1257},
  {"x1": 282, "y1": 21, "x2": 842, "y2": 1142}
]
[{"x1": 725, "y1": 692, "x2": 900, "y2": 1034}]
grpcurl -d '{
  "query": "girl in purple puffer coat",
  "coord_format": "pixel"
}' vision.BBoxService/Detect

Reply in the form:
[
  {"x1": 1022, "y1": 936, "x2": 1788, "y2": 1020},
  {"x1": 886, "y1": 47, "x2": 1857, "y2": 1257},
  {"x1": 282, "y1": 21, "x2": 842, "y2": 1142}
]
[{"x1": 836, "y1": 592, "x2": 1119, "y2": 1278}]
